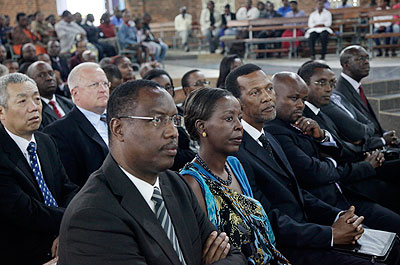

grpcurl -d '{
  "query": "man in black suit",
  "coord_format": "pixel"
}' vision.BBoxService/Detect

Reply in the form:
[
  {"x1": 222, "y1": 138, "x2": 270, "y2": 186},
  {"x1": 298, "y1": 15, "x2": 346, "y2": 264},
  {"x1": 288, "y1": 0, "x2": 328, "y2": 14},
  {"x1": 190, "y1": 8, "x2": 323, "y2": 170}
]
[
  {"x1": 44, "y1": 62, "x2": 109, "y2": 187},
  {"x1": 225, "y1": 64, "x2": 375, "y2": 265},
  {"x1": 335, "y1": 45, "x2": 398, "y2": 148},
  {"x1": 0, "y1": 73, "x2": 78, "y2": 265},
  {"x1": 58, "y1": 80, "x2": 246, "y2": 265},
  {"x1": 297, "y1": 61, "x2": 400, "y2": 213},
  {"x1": 47, "y1": 40, "x2": 71, "y2": 98},
  {"x1": 27, "y1": 61, "x2": 74, "y2": 128},
  {"x1": 265, "y1": 72, "x2": 400, "y2": 234}
]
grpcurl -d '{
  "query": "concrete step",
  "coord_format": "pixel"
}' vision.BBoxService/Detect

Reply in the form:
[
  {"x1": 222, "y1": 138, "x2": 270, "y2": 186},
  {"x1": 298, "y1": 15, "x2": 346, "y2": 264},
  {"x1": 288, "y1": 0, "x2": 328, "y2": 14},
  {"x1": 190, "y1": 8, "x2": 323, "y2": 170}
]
[
  {"x1": 363, "y1": 79, "x2": 400, "y2": 97},
  {"x1": 379, "y1": 109, "x2": 400, "y2": 133},
  {"x1": 368, "y1": 93, "x2": 400, "y2": 113}
]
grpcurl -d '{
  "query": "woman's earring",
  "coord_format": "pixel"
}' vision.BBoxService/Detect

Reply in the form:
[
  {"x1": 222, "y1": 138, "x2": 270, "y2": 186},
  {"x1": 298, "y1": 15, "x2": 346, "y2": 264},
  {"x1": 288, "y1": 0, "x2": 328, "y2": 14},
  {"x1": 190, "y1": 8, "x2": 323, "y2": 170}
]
[{"x1": 202, "y1": 132, "x2": 207, "y2": 137}]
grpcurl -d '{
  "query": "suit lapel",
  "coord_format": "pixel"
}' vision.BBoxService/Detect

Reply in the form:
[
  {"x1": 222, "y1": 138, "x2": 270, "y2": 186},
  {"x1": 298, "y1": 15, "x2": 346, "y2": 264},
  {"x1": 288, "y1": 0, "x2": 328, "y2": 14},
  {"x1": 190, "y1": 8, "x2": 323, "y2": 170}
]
[
  {"x1": 41, "y1": 100, "x2": 59, "y2": 120},
  {"x1": 72, "y1": 107, "x2": 108, "y2": 156},
  {"x1": 102, "y1": 155, "x2": 181, "y2": 265}
]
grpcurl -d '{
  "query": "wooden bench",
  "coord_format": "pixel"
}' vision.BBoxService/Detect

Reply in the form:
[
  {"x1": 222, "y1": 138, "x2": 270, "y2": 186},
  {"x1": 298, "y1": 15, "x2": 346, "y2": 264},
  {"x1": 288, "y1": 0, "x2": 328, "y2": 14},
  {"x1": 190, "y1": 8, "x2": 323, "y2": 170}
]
[{"x1": 365, "y1": 9, "x2": 400, "y2": 56}]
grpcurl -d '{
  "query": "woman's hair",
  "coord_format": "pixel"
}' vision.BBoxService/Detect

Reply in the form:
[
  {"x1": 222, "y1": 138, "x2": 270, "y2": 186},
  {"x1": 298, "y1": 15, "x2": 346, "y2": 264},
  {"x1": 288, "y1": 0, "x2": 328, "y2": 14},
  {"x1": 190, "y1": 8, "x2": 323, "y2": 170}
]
[
  {"x1": 216, "y1": 55, "x2": 240, "y2": 89},
  {"x1": 184, "y1": 88, "x2": 233, "y2": 141},
  {"x1": 142, "y1": 69, "x2": 174, "y2": 87}
]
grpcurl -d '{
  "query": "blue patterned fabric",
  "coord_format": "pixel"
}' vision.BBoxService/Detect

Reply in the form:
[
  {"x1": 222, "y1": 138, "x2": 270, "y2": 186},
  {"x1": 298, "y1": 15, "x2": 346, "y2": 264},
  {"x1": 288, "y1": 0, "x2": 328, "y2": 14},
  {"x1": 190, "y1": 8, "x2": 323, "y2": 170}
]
[
  {"x1": 27, "y1": 142, "x2": 58, "y2": 207},
  {"x1": 180, "y1": 156, "x2": 290, "y2": 265}
]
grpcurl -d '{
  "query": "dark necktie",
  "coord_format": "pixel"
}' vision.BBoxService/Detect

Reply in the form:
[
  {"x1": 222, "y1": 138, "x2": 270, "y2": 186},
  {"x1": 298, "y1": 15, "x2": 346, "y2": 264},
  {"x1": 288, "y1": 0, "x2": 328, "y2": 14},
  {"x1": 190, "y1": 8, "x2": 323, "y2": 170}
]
[
  {"x1": 27, "y1": 142, "x2": 58, "y2": 207},
  {"x1": 359, "y1": 85, "x2": 369, "y2": 108},
  {"x1": 259, "y1": 133, "x2": 276, "y2": 161},
  {"x1": 210, "y1": 11, "x2": 215, "y2": 26},
  {"x1": 152, "y1": 187, "x2": 186, "y2": 265},
  {"x1": 48, "y1": 100, "x2": 62, "y2": 118}
]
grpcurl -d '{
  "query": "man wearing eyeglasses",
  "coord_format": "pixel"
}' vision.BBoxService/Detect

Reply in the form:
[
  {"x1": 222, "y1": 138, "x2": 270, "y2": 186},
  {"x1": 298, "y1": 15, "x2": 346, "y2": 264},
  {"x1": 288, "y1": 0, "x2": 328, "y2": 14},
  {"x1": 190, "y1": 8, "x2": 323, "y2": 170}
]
[
  {"x1": 57, "y1": 79, "x2": 246, "y2": 265},
  {"x1": 181, "y1": 69, "x2": 211, "y2": 98},
  {"x1": 44, "y1": 62, "x2": 110, "y2": 187},
  {"x1": 26, "y1": 61, "x2": 74, "y2": 129}
]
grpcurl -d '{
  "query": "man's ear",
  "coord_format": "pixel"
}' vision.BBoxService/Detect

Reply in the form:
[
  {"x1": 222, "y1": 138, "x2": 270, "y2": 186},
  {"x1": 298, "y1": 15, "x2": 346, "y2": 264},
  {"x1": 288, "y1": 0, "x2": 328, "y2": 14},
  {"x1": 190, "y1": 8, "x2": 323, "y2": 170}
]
[
  {"x1": 110, "y1": 118, "x2": 124, "y2": 142},
  {"x1": 70, "y1": 87, "x2": 78, "y2": 101},
  {"x1": 0, "y1": 105, "x2": 6, "y2": 121}
]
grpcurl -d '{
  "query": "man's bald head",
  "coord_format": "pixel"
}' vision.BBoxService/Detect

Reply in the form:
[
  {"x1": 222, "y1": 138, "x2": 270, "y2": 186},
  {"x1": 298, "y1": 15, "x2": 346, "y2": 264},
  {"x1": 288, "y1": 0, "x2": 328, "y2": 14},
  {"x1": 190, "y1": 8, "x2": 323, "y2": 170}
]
[
  {"x1": 339, "y1": 45, "x2": 368, "y2": 67},
  {"x1": 339, "y1": 45, "x2": 370, "y2": 82},
  {"x1": 272, "y1": 72, "x2": 309, "y2": 123},
  {"x1": 68, "y1": 62, "x2": 101, "y2": 89}
]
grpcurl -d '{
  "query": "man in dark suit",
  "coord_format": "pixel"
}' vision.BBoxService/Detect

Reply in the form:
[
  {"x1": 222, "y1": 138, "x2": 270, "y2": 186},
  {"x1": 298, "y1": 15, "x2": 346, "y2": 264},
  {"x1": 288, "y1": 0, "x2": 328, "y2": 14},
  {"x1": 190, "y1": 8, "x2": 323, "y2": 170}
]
[
  {"x1": 225, "y1": 64, "x2": 376, "y2": 265},
  {"x1": 48, "y1": 40, "x2": 70, "y2": 85},
  {"x1": 27, "y1": 61, "x2": 74, "y2": 128},
  {"x1": 335, "y1": 45, "x2": 398, "y2": 148},
  {"x1": 58, "y1": 80, "x2": 246, "y2": 265},
  {"x1": 265, "y1": 72, "x2": 400, "y2": 234},
  {"x1": 0, "y1": 73, "x2": 78, "y2": 265},
  {"x1": 297, "y1": 61, "x2": 400, "y2": 213},
  {"x1": 44, "y1": 62, "x2": 109, "y2": 187}
]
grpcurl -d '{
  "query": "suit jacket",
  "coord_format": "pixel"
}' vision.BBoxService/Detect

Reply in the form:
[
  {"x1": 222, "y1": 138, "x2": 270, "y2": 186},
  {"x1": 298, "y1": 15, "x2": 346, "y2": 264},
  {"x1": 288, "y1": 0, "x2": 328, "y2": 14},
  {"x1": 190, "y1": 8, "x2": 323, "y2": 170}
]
[
  {"x1": 50, "y1": 56, "x2": 70, "y2": 82},
  {"x1": 265, "y1": 118, "x2": 348, "y2": 208},
  {"x1": 221, "y1": 13, "x2": 236, "y2": 26},
  {"x1": 0, "y1": 125, "x2": 78, "y2": 265},
  {"x1": 234, "y1": 130, "x2": 341, "y2": 248},
  {"x1": 40, "y1": 95, "x2": 74, "y2": 129},
  {"x1": 43, "y1": 106, "x2": 109, "y2": 187},
  {"x1": 335, "y1": 76, "x2": 384, "y2": 136},
  {"x1": 58, "y1": 154, "x2": 246, "y2": 265}
]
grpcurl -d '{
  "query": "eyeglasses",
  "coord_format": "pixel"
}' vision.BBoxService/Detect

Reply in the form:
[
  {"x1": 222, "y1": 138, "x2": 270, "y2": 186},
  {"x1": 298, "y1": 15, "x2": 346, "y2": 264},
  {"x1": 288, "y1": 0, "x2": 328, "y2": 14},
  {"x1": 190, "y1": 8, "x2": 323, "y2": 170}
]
[
  {"x1": 192, "y1": 80, "x2": 210, "y2": 87},
  {"x1": 164, "y1": 85, "x2": 174, "y2": 91},
  {"x1": 313, "y1": 79, "x2": 336, "y2": 89},
  {"x1": 353, "y1": 55, "x2": 370, "y2": 62},
  {"x1": 118, "y1": 114, "x2": 184, "y2": 128},
  {"x1": 87, "y1": 81, "x2": 111, "y2": 89}
]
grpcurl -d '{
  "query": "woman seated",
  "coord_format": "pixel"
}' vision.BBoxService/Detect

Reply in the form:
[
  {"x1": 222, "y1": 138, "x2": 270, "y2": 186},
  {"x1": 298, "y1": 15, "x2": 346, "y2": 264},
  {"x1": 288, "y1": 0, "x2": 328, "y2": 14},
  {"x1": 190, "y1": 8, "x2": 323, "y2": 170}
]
[
  {"x1": 216, "y1": 55, "x2": 242, "y2": 89},
  {"x1": 180, "y1": 88, "x2": 290, "y2": 265},
  {"x1": 111, "y1": 55, "x2": 136, "y2": 82}
]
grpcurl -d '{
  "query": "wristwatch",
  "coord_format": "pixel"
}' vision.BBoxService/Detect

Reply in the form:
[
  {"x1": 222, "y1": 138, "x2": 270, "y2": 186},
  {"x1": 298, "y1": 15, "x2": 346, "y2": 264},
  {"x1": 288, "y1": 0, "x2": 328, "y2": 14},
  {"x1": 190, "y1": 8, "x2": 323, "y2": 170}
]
[{"x1": 319, "y1": 129, "x2": 330, "y2": 143}]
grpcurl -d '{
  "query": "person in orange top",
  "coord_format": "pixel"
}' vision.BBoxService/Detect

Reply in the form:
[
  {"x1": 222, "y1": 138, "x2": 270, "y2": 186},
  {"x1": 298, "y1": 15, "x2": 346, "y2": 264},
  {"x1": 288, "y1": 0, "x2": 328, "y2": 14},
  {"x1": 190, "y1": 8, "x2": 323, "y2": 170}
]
[{"x1": 11, "y1": 12, "x2": 46, "y2": 56}]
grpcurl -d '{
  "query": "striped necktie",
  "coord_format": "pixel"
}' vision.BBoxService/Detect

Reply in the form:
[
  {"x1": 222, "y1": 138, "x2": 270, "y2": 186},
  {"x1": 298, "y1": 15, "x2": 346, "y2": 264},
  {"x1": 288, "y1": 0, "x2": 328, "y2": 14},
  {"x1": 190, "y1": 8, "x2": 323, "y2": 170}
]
[{"x1": 152, "y1": 187, "x2": 186, "y2": 265}]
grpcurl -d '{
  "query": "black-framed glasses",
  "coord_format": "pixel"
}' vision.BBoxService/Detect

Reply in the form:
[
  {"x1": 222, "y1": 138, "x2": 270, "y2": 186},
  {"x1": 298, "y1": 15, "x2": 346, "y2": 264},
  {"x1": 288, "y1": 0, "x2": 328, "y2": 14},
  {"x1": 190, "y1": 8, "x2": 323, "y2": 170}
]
[
  {"x1": 118, "y1": 114, "x2": 184, "y2": 127},
  {"x1": 87, "y1": 81, "x2": 111, "y2": 89},
  {"x1": 192, "y1": 80, "x2": 210, "y2": 87},
  {"x1": 313, "y1": 79, "x2": 336, "y2": 89}
]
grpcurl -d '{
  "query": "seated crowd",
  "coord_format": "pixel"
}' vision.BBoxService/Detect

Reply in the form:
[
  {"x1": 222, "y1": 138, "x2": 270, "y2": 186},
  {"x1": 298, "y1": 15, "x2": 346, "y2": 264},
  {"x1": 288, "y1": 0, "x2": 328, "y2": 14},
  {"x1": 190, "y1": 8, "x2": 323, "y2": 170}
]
[{"x1": 1, "y1": 40, "x2": 400, "y2": 265}]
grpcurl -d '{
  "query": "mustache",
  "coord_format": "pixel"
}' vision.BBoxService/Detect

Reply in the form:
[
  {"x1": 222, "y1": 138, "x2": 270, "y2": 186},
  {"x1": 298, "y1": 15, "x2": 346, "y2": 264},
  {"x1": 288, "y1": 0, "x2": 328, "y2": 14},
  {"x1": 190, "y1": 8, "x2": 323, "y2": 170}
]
[{"x1": 161, "y1": 141, "x2": 178, "y2": 150}]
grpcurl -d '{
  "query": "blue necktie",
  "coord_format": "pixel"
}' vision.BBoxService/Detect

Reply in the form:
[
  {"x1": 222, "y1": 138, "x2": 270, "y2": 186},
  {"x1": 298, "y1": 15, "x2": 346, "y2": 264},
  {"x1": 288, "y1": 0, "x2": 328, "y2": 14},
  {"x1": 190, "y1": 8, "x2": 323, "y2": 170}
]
[
  {"x1": 152, "y1": 187, "x2": 186, "y2": 265},
  {"x1": 27, "y1": 142, "x2": 58, "y2": 207}
]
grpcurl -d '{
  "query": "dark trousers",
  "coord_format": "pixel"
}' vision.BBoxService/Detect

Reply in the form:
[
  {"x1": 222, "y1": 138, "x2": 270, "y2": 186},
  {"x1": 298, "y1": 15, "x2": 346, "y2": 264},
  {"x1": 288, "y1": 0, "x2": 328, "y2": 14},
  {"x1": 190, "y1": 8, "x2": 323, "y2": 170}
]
[{"x1": 308, "y1": 30, "x2": 329, "y2": 56}]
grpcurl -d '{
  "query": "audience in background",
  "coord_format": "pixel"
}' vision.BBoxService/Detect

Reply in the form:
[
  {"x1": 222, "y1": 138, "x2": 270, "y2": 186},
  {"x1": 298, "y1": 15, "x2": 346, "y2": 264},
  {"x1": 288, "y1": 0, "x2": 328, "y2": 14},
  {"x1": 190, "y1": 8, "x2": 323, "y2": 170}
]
[
  {"x1": 98, "y1": 12, "x2": 116, "y2": 38},
  {"x1": 200, "y1": 1, "x2": 222, "y2": 53},
  {"x1": 174, "y1": 6, "x2": 192, "y2": 52},
  {"x1": 0, "y1": 44, "x2": 7, "y2": 64},
  {"x1": 181, "y1": 69, "x2": 210, "y2": 98},
  {"x1": 4, "y1": 59, "x2": 19, "y2": 73},
  {"x1": 277, "y1": 0, "x2": 291, "y2": 17},
  {"x1": 0, "y1": 63, "x2": 8, "y2": 76},
  {"x1": 69, "y1": 40, "x2": 87, "y2": 69},
  {"x1": 216, "y1": 54, "x2": 242, "y2": 89},
  {"x1": 373, "y1": 0, "x2": 395, "y2": 57},
  {"x1": 31, "y1": 11, "x2": 53, "y2": 44},
  {"x1": 12, "y1": 13, "x2": 46, "y2": 56},
  {"x1": 112, "y1": 55, "x2": 136, "y2": 82},
  {"x1": 281, "y1": 1, "x2": 306, "y2": 50},
  {"x1": 102, "y1": 63, "x2": 123, "y2": 93},
  {"x1": 55, "y1": 10, "x2": 86, "y2": 55},
  {"x1": 236, "y1": 0, "x2": 260, "y2": 20}
]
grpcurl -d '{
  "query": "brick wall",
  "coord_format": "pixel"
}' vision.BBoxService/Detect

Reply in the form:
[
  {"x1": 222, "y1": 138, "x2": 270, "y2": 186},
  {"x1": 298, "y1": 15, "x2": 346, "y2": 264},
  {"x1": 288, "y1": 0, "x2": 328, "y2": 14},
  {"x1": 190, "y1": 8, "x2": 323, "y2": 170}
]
[{"x1": 0, "y1": 0, "x2": 57, "y2": 26}]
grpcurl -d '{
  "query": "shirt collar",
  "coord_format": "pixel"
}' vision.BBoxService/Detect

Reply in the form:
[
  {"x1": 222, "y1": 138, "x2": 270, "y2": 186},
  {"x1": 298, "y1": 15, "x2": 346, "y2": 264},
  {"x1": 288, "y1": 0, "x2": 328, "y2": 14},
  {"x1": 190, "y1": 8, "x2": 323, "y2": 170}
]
[
  {"x1": 76, "y1": 106, "x2": 105, "y2": 126},
  {"x1": 305, "y1": 101, "x2": 320, "y2": 115},
  {"x1": 242, "y1": 119, "x2": 265, "y2": 143},
  {"x1": 341, "y1": 72, "x2": 361, "y2": 93},
  {"x1": 119, "y1": 166, "x2": 160, "y2": 207},
  {"x1": 41, "y1": 94, "x2": 57, "y2": 105},
  {"x1": 4, "y1": 126, "x2": 35, "y2": 155}
]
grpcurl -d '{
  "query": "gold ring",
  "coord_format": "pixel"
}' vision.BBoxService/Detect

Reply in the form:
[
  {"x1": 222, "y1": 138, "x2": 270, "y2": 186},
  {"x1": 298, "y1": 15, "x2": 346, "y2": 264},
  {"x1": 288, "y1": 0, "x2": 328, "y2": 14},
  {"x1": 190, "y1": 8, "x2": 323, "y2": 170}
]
[{"x1": 306, "y1": 121, "x2": 310, "y2": 125}]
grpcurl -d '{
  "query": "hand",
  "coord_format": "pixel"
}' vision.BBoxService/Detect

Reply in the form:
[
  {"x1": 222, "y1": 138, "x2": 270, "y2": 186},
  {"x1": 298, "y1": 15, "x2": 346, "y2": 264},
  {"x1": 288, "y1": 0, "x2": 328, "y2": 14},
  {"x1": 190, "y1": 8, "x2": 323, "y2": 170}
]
[
  {"x1": 202, "y1": 231, "x2": 230, "y2": 265},
  {"x1": 383, "y1": 130, "x2": 398, "y2": 146},
  {"x1": 51, "y1": 236, "x2": 59, "y2": 258},
  {"x1": 293, "y1": 117, "x2": 324, "y2": 140},
  {"x1": 364, "y1": 150, "x2": 384, "y2": 168},
  {"x1": 332, "y1": 206, "x2": 364, "y2": 245}
]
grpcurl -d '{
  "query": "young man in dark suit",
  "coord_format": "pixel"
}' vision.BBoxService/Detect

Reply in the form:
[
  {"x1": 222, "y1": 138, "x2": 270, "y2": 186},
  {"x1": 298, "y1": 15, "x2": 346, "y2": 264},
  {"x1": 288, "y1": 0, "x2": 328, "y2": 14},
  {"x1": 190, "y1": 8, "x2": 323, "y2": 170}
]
[
  {"x1": 225, "y1": 64, "x2": 376, "y2": 265},
  {"x1": 27, "y1": 61, "x2": 74, "y2": 128},
  {"x1": 0, "y1": 73, "x2": 78, "y2": 265},
  {"x1": 58, "y1": 80, "x2": 247, "y2": 265},
  {"x1": 44, "y1": 62, "x2": 109, "y2": 187},
  {"x1": 266, "y1": 72, "x2": 400, "y2": 233}
]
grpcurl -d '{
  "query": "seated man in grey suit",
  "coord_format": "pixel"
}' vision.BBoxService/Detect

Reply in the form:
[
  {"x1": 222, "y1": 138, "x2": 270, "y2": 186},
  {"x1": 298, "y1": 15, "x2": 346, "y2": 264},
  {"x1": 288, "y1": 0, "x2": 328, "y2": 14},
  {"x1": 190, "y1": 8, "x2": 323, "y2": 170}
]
[
  {"x1": 58, "y1": 80, "x2": 246, "y2": 265},
  {"x1": 0, "y1": 73, "x2": 78, "y2": 265},
  {"x1": 26, "y1": 61, "x2": 74, "y2": 128},
  {"x1": 44, "y1": 62, "x2": 109, "y2": 187}
]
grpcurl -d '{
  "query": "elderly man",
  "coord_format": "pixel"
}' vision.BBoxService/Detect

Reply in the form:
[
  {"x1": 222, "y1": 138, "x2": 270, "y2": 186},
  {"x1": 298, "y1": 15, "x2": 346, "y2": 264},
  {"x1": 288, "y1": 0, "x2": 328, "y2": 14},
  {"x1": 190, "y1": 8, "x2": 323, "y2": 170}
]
[
  {"x1": 174, "y1": 6, "x2": 192, "y2": 52},
  {"x1": 26, "y1": 61, "x2": 73, "y2": 128},
  {"x1": 224, "y1": 64, "x2": 391, "y2": 265},
  {"x1": 181, "y1": 69, "x2": 211, "y2": 98},
  {"x1": 0, "y1": 73, "x2": 78, "y2": 265},
  {"x1": 55, "y1": 10, "x2": 86, "y2": 55},
  {"x1": 265, "y1": 71, "x2": 400, "y2": 233},
  {"x1": 44, "y1": 63, "x2": 109, "y2": 187},
  {"x1": 200, "y1": 1, "x2": 222, "y2": 53},
  {"x1": 335, "y1": 45, "x2": 398, "y2": 148},
  {"x1": 57, "y1": 79, "x2": 246, "y2": 264}
]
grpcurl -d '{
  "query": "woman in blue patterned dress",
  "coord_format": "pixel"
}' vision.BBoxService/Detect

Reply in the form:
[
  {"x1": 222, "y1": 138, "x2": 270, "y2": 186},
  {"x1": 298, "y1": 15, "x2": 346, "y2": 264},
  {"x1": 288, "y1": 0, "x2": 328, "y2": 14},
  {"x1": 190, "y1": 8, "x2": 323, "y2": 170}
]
[{"x1": 180, "y1": 88, "x2": 290, "y2": 265}]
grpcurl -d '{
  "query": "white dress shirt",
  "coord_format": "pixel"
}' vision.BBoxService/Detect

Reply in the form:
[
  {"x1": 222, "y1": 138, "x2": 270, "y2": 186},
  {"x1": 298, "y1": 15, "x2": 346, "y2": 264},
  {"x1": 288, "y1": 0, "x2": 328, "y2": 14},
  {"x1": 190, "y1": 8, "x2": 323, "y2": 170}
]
[
  {"x1": 4, "y1": 127, "x2": 42, "y2": 171},
  {"x1": 306, "y1": 8, "x2": 333, "y2": 38},
  {"x1": 174, "y1": 13, "x2": 192, "y2": 31},
  {"x1": 236, "y1": 7, "x2": 260, "y2": 20},
  {"x1": 119, "y1": 166, "x2": 160, "y2": 213},
  {"x1": 42, "y1": 95, "x2": 66, "y2": 117},
  {"x1": 200, "y1": 8, "x2": 222, "y2": 31},
  {"x1": 373, "y1": 7, "x2": 393, "y2": 28},
  {"x1": 76, "y1": 106, "x2": 109, "y2": 147},
  {"x1": 242, "y1": 119, "x2": 265, "y2": 146}
]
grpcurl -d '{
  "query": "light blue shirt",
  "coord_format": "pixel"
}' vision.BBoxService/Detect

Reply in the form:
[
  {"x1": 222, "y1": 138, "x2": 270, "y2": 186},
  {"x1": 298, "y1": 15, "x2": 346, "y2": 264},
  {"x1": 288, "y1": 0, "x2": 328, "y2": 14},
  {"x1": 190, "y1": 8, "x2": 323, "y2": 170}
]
[
  {"x1": 117, "y1": 23, "x2": 138, "y2": 48},
  {"x1": 76, "y1": 106, "x2": 109, "y2": 147}
]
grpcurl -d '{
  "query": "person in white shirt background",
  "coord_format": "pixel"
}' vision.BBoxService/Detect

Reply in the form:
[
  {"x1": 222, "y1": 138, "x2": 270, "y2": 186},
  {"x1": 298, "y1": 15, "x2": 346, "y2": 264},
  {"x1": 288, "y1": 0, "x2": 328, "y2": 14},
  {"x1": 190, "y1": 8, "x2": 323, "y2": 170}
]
[
  {"x1": 236, "y1": 0, "x2": 260, "y2": 20},
  {"x1": 174, "y1": 6, "x2": 192, "y2": 52}
]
